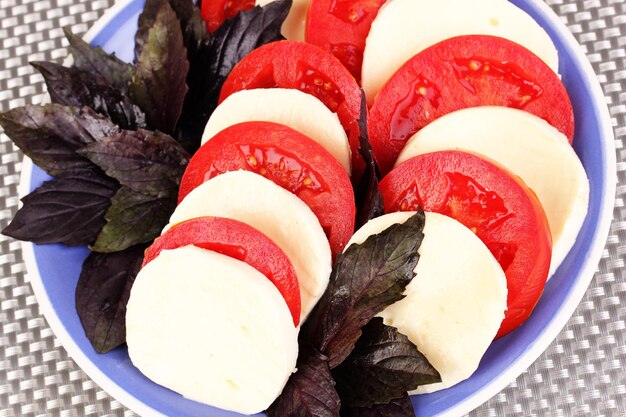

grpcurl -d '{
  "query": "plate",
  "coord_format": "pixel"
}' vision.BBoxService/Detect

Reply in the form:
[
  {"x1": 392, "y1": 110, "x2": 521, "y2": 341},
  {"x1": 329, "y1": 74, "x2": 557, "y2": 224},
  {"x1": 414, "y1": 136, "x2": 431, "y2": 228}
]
[{"x1": 19, "y1": 0, "x2": 616, "y2": 416}]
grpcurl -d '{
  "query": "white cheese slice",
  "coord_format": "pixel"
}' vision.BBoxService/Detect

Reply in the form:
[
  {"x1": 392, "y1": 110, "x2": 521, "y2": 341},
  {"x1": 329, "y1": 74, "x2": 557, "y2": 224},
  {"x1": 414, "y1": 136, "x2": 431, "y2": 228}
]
[
  {"x1": 396, "y1": 106, "x2": 589, "y2": 276},
  {"x1": 166, "y1": 170, "x2": 332, "y2": 321},
  {"x1": 126, "y1": 246, "x2": 298, "y2": 414},
  {"x1": 256, "y1": 0, "x2": 310, "y2": 41},
  {"x1": 202, "y1": 88, "x2": 351, "y2": 174},
  {"x1": 347, "y1": 211, "x2": 507, "y2": 393},
  {"x1": 361, "y1": 0, "x2": 559, "y2": 104}
]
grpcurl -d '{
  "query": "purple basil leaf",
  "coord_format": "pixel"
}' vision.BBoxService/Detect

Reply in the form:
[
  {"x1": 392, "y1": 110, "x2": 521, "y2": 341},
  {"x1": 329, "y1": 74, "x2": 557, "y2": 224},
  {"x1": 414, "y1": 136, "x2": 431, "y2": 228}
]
[
  {"x1": 333, "y1": 318, "x2": 441, "y2": 408},
  {"x1": 78, "y1": 129, "x2": 189, "y2": 197},
  {"x1": 354, "y1": 89, "x2": 384, "y2": 230},
  {"x1": 136, "y1": 0, "x2": 207, "y2": 152},
  {"x1": 174, "y1": 0, "x2": 291, "y2": 150},
  {"x1": 0, "y1": 104, "x2": 119, "y2": 176},
  {"x1": 91, "y1": 186, "x2": 177, "y2": 253},
  {"x1": 130, "y1": 1, "x2": 190, "y2": 135},
  {"x1": 341, "y1": 394, "x2": 415, "y2": 417},
  {"x1": 171, "y1": 0, "x2": 210, "y2": 50},
  {"x1": 76, "y1": 244, "x2": 146, "y2": 353},
  {"x1": 135, "y1": 0, "x2": 208, "y2": 60},
  {"x1": 31, "y1": 61, "x2": 146, "y2": 130},
  {"x1": 267, "y1": 347, "x2": 340, "y2": 417},
  {"x1": 2, "y1": 167, "x2": 118, "y2": 245},
  {"x1": 64, "y1": 27, "x2": 134, "y2": 94},
  {"x1": 135, "y1": 0, "x2": 165, "y2": 59},
  {"x1": 303, "y1": 210, "x2": 426, "y2": 369}
]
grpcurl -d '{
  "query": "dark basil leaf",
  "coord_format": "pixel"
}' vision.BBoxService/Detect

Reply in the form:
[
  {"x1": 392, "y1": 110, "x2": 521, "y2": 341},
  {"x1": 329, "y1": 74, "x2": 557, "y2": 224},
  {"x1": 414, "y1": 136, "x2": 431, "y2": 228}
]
[
  {"x1": 78, "y1": 129, "x2": 189, "y2": 197},
  {"x1": 76, "y1": 244, "x2": 146, "y2": 353},
  {"x1": 136, "y1": 0, "x2": 208, "y2": 61},
  {"x1": 171, "y1": 0, "x2": 209, "y2": 52},
  {"x1": 333, "y1": 318, "x2": 441, "y2": 408},
  {"x1": 342, "y1": 394, "x2": 415, "y2": 417},
  {"x1": 174, "y1": 0, "x2": 291, "y2": 149},
  {"x1": 130, "y1": 1, "x2": 190, "y2": 135},
  {"x1": 304, "y1": 210, "x2": 426, "y2": 369},
  {"x1": 135, "y1": 0, "x2": 165, "y2": 59},
  {"x1": 167, "y1": 0, "x2": 205, "y2": 30},
  {"x1": 31, "y1": 61, "x2": 146, "y2": 130},
  {"x1": 267, "y1": 347, "x2": 340, "y2": 417},
  {"x1": 2, "y1": 167, "x2": 118, "y2": 245},
  {"x1": 0, "y1": 104, "x2": 119, "y2": 176},
  {"x1": 169, "y1": 0, "x2": 209, "y2": 55},
  {"x1": 91, "y1": 186, "x2": 176, "y2": 253},
  {"x1": 64, "y1": 27, "x2": 134, "y2": 93},
  {"x1": 354, "y1": 89, "x2": 384, "y2": 229}
]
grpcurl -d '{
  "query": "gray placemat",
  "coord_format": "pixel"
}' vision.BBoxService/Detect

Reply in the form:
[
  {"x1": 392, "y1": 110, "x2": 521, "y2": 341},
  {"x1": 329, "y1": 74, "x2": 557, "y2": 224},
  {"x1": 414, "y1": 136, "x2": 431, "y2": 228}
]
[{"x1": 0, "y1": 0, "x2": 624, "y2": 416}]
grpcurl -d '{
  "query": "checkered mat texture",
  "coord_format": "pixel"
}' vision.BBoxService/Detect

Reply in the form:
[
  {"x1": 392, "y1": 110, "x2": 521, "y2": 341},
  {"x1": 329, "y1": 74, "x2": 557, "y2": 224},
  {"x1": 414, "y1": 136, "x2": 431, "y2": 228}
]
[{"x1": 0, "y1": 0, "x2": 624, "y2": 415}]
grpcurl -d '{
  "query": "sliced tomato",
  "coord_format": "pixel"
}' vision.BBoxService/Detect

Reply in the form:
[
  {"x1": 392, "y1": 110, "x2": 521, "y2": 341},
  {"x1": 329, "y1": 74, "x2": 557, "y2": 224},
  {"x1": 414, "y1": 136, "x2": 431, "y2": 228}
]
[
  {"x1": 144, "y1": 216, "x2": 301, "y2": 326},
  {"x1": 379, "y1": 150, "x2": 552, "y2": 337},
  {"x1": 201, "y1": 0, "x2": 256, "y2": 33},
  {"x1": 305, "y1": 0, "x2": 386, "y2": 82},
  {"x1": 179, "y1": 121, "x2": 356, "y2": 256},
  {"x1": 369, "y1": 35, "x2": 575, "y2": 175},
  {"x1": 219, "y1": 40, "x2": 364, "y2": 178}
]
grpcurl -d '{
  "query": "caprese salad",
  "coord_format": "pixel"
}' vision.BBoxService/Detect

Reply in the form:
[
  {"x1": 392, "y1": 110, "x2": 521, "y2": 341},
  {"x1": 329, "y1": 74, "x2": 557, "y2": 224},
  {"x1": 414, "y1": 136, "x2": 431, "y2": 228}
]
[
  {"x1": 127, "y1": 0, "x2": 588, "y2": 414},
  {"x1": 0, "y1": 0, "x2": 590, "y2": 416}
]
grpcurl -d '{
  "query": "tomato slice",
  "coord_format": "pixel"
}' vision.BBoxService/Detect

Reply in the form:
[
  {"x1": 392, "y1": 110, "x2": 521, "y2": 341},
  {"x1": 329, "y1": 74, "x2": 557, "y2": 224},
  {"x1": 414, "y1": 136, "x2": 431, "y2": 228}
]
[
  {"x1": 369, "y1": 35, "x2": 575, "y2": 175},
  {"x1": 201, "y1": 0, "x2": 256, "y2": 33},
  {"x1": 379, "y1": 150, "x2": 552, "y2": 337},
  {"x1": 144, "y1": 216, "x2": 301, "y2": 326},
  {"x1": 179, "y1": 121, "x2": 356, "y2": 256},
  {"x1": 305, "y1": 0, "x2": 386, "y2": 82},
  {"x1": 219, "y1": 40, "x2": 364, "y2": 178}
]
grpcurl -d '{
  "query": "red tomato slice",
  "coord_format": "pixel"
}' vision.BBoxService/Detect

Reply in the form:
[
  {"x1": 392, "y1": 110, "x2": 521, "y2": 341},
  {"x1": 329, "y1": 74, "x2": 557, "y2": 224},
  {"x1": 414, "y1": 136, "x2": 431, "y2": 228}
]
[
  {"x1": 144, "y1": 216, "x2": 301, "y2": 326},
  {"x1": 369, "y1": 35, "x2": 575, "y2": 175},
  {"x1": 201, "y1": 0, "x2": 255, "y2": 33},
  {"x1": 305, "y1": 0, "x2": 386, "y2": 82},
  {"x1": 219, "y1": 40, "x2": 364, "y2": 178},
  {"x1": 379, "y1": 150, "x2": 552, "y2": 337},
  {"x1": 179, "y1": 121, "x2": 356, "y2": 256}
]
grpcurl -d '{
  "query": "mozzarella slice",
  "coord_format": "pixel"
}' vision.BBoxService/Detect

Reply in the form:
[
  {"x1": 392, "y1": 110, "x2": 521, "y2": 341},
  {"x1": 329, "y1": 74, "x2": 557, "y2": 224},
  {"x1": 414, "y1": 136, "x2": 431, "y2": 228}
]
[
  {"x1": 126, "y1": 246, "x2": 298, "y2": 414},
  {"x1": 362, "y1": 0, "x2": 559, "y2": 104},
  {"x1": 347, "y1": 212, "x2": 507, "y2": 393},
  {"x1": 396, "y1": 106, "x2": 589, "y2": 276},
  {"x1": 166, "y1": 170, "x2": 332, "y2": 321},
  {"x1": 256, "y1": 0, "x2": 310, "y2": 41},
  {"x1": 202, "y1": 88, "x2": 351, "y2": 174}
]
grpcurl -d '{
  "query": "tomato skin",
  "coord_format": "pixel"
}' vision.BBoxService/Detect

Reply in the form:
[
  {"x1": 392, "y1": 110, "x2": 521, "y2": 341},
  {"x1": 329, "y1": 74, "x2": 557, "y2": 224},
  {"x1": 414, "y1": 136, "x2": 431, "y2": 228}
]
[
  {"x1": 379, "y1": 150, "x2": 552, "y2": 337},
  {"x1": 179, "y1": 121, "x2": 356, "y2": 256},
  {"x1": 369, "y1": 35, "x2": 575, "y2": 175},
  {"x1": 144, "y1": 216, "x2": 301, "y2": 326},
  {"x1": 305, "y1": 0, "x2": 386, "y2": 82},
  {"x1": 219, "y1": 40, "x2": 364, "y2": 179},
  {"x1": 201, "y1": 0, "x2": 255, "y2": 33}
]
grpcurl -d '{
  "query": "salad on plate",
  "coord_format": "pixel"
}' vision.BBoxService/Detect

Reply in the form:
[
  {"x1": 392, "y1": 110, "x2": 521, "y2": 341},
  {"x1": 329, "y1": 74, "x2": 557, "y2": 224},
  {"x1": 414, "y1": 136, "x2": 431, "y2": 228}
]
[{"x1": 0, "y1": 0, "x2": 597, "y2": 416}]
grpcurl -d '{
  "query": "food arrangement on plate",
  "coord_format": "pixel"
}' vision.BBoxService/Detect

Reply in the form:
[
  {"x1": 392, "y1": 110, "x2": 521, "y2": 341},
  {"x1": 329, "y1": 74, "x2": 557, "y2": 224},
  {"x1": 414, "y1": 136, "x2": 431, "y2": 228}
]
[{"x1": 0, "y1": 0, "x2": 614, "y2": 416}]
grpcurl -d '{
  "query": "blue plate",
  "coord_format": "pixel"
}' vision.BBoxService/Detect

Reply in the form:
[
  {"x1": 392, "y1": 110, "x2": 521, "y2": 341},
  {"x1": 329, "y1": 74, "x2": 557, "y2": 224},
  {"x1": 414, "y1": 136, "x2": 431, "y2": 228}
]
[{"x1": 20, "y1": 0, "x2": 616, "y2": 416}]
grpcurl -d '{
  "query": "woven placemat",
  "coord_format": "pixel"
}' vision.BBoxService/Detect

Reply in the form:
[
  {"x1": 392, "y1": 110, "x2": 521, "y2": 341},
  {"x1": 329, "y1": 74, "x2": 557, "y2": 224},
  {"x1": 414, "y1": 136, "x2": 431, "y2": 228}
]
[{"x1": 1, "y1": 0, "x2": 624, "y2": 416}]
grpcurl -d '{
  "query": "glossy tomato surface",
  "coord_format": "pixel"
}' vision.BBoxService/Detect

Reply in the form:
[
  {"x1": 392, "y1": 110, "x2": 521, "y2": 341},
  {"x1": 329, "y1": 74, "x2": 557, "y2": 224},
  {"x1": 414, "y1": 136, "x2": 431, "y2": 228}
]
[
  {"x1": 201, "y1": 0, "x2": 255, "y2": 32},
  {"x1": 305, "y1": 0, "x2": 385, "y2": 82},
  {"x1": 380, "y1": 150, "x2": 552, "y2": 337},
  {"x1": 179, "y1": 121, "x2": 356, "y2": 256},
  {"x1": 144, "y1": 216, "x2": 301, "y2": 326},
  {"x1": 369, "y1": 35, "x2": 575, "y2": 175},
  {"x1": 219, "y1": 40, "x2": 364, "y2": 177}
]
